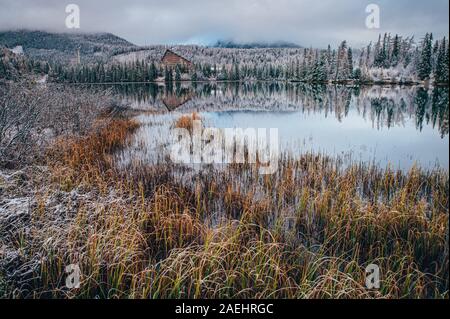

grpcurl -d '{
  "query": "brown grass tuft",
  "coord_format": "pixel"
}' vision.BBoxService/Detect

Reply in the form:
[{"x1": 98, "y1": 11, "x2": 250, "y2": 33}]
[{"x1": 174, "y1": 112, "x2": 201, "y2": 133}]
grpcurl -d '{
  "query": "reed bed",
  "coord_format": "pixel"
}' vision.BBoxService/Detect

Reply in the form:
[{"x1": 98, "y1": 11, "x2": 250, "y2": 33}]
[
  {"x1": 174, "y1": 112, "x2": 201, "y2": 133},
  {"x1": 1, "y1": 114, "x2": 448, "y2": 299}
]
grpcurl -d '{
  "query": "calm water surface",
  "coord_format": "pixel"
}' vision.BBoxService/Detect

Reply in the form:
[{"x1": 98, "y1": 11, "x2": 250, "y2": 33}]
[{"x1": 108, "y1": 82, "x2": 449, "y2": 170}]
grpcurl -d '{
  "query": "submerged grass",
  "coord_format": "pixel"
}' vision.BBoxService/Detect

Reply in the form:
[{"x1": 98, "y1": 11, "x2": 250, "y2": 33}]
[{"x1": 1, "y1": 113, "x2": 448, "y2": 299}]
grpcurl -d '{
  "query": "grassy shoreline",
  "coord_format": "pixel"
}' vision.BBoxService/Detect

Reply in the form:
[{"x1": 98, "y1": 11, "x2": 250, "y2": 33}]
[{"x1": 1, "y1": 111, "x2": 447, "y2": 299}]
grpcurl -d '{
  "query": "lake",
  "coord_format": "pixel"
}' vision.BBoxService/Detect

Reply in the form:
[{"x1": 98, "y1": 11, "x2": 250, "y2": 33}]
[{"x1": 107, "y1": 82, "x2": 449, "y2": 171}]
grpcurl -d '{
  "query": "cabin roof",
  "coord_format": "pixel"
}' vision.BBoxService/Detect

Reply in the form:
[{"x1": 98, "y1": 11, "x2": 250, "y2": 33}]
[{"x1": 161, "y1": 49, "x2": 192, "y2": 65}]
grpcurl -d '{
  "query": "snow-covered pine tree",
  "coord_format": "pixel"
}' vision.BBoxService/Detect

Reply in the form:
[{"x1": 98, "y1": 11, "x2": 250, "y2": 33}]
[
  {"x1": 335, "y1": 41, "x2": 349, "y2": 80},
  {"x1": 435, "y1": 37, "x2": 449, "y2": 83},
  {"x1": 347, "y1": 47, "x2": 354, "y2": 77},
  {"x1": 391, "y1": 35, "x2": 400, "y2": 67},
  {"x1": 418, "y1": 33, "x2": 433, "y2": 80},
  {"x1": 374, "y1": 34, "x2": 384, "y2": 67}
]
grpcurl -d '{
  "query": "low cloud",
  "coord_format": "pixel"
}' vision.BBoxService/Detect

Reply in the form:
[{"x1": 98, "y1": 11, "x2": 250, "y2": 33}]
[{"x1": 0, "y1": 0, "x2": 448, "y2": 47}]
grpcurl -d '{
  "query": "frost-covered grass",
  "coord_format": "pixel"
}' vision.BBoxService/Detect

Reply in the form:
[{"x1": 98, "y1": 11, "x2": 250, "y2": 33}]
[{"x1": 0, "y1": 111, "x2": 447, "y2": 299}]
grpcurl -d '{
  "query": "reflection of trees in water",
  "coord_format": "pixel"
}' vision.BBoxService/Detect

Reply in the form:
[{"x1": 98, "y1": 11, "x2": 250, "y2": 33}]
[
  {"x1": 415, "y1": 87, "x2": 449, "y2": 138},
  {"x1": 358, "y1": 86, "x2": 448, "y2": 137},
  {"x1": 369, "y1": 97, "x2": 404, "y2": 130},
  {"x1": 431, "y1": 88, "x2": 449, "y2": 137},
  {"x1": 108, "y1": 83, "x2": 194, "y2": 109},
  {"x1": 415, "y1": 88, "x2": 429, "y2": 133},
  {"x1": 108, "y1": 83, "x2": 161, "y2": 105},
  {"x1": 108, "y1": 82, "x2": 448, "y2": 136}
]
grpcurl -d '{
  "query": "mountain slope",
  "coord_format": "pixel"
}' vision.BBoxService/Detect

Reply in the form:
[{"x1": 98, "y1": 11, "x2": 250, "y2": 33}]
[{"x1": 0, "y1": 30, "x2": 137, "y2": 63}]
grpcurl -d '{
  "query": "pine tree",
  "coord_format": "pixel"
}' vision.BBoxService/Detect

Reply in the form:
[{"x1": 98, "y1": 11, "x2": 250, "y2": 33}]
[
  {"x1": 347, "y1": 47, "x2": 354, "y2": 77},
  {"x1": 314, "y1": 53, "x2": 328, "y2": 82},
  {"x1": 232, "y1": 63, "x2": 240, "y2": 81},
  {"x1": 418, "y1": 33, "x2": 433, "y2": 80},
  {"x1": 391, "y1": 34, "x2": 400, "y2": 67},
  {"x1": 335, "y1": 41, "x2": 349, "y2": 80},
  {"x1": 374, "y1": 34, "x2": 383, "y2": 67},
  {"x1": 352, "y1": 68, "x2": 362, "y2": 81},
  {"x1": 435, "y1": 38, "x2": 449, "y2": 83},
  {"x1": 301, "y1": 59, "x2": 307, "y2": 80},
  {"x1": 433, "y1": 40, "x2": 440, "y2": 70},
  {"x1": 148, "y1": 62, "x2": 157, "y2": 81},
  {"x1": 191, "y1": 72, "x2": 197, "y2": 82},
  {"x1": 384, "y1": 33, "x2": 391, "y2": 68}
]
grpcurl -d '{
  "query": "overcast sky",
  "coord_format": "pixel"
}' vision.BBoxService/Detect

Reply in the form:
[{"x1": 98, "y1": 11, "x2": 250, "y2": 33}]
[{"x1": 0, "y1": 0, "x2": 448, "y2": 47}]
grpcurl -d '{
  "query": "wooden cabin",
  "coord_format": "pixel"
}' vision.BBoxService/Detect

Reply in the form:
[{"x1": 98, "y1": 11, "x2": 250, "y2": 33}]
[{"x1": 161, "y1": 49, "x2": 193, "y2": 69}]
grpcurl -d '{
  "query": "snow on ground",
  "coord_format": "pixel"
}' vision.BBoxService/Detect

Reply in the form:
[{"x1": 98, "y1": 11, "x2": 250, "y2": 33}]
[
  {"x1": 0, "y1": 169, "x2": 33, "y2": 218},
  {"x1": 11, "y1": 45, "x2": 24, "y2": 55},
  {"x1": 0, "y1": 196, "x2": 30, "y2": 216},
  {"x1": 113, "y1": 49, "x2": 160, "y2": 63}
]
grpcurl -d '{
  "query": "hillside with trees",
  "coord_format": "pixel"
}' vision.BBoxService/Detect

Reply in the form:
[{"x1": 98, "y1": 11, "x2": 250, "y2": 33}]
[
  {"x1": 0, "y1": 30, "x2": 136, "y2": 64},
  {"x1": 1, "y1": 31, "x2": 448, "y2": 85},
  {"x1": 0, "y1": 46, "x2": 50, "y2": 81}
]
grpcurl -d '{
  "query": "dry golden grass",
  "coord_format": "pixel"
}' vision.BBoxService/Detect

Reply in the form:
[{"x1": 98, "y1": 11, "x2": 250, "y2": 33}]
[
  {"x1": 174, "y1": 112, "x2": 201, "y2": 133},
  {"x1": 3, "y1": 115, "x2": 448, "y2": 299},
  {"x1": 48, "y1": 118, "x2": 139, "y2": 190}
]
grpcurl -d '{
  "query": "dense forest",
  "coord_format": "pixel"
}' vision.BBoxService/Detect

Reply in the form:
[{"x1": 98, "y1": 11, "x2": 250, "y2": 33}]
[
  {"x1": 0, "y1": 32, "x2": 449, "y2": 84},
  {"x1": 0, "y1": 30, "x2": 136, "y2": 63},
  {"x1": 0, "y1": 46, "x2": 50, "y2": 80}
]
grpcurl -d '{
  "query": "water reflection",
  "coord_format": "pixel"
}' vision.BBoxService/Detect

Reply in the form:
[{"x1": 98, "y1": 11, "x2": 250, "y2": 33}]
[
  {"x1": 108, "y1": 83, "x2": 449, "y2": 170},
  {"x1": 110, "y1": 83, "x2": 448, "y2": 138},
  {"x1": 162, "y1": 89, "x2": 194, "y2": 111}
]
